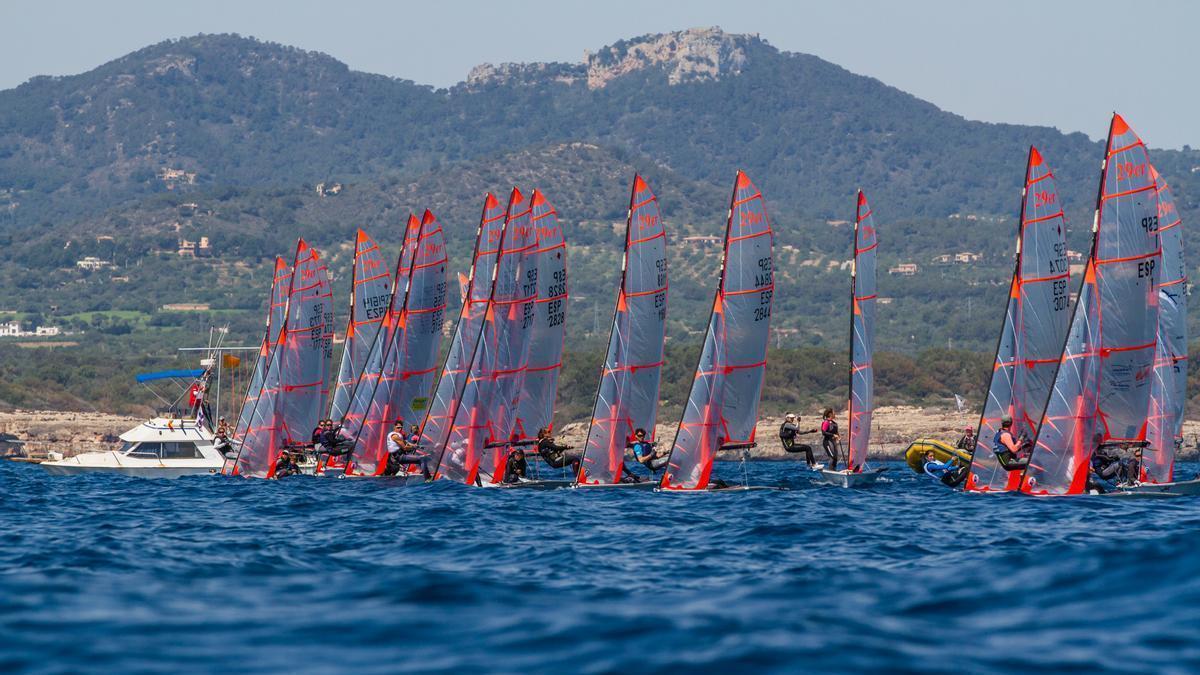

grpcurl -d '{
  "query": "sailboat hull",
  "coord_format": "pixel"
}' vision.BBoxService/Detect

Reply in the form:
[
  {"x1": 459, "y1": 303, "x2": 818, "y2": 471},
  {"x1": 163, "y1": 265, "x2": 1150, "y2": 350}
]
[
  {"x1": 819, "y1": 468, "x2": 887, "y2": 488},
  {"x1": 1115, "y1": 479, "x2": 1200, "y2": 496}
]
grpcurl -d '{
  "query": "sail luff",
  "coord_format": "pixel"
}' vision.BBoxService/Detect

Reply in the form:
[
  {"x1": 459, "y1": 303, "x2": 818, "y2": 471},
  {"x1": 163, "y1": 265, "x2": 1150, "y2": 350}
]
[
  {"x1": 277, "y1": 240, "x2": 330, "y2": 449},
  {"x1": 577, "y1": 174, "x2": 668, "y2": 485}
]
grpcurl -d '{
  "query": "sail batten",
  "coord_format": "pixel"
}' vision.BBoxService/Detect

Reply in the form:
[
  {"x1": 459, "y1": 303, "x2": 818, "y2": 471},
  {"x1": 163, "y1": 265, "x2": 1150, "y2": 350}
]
[
  {"x1": 966, "y1": 147, "x2": 1070, "y2": 492},
  {"x1": 577, "y1": 175, "x2": 668, "y2": 485},
  {"x1": 661, "y1": 171, "x2": 773, "y2": 491},
  {"x1": 1022, "y1": 114, "x2": 1161, "y2": 496}
]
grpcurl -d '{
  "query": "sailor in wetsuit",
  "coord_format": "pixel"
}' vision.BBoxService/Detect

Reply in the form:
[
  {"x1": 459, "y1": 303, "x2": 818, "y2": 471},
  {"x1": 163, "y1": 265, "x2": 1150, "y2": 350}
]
[
  {"x1": 273, "y1": 450, "x2": 301, "y2": 478},
  {"x1": 992, "y1": 416, "x2": 1029, "y2": 471},
  {"x1": 536, "y1": 428, "x2": 581, "y2": 475},
  {"x1": 820, "y1": 408, "x2": 841, "y2": 470},
  {"x1": 956, "y1": 427, "x2": 977, "y2": 452},
  {"x1": 502, "y1": 446, "x2": 528, "y2": 484},
  {"x1": 779, "y1": 413, "x2": 821, "y2": 468},
  {"x1": 923, "y1": 450, "x2": 968, "y2": 487},
  {"x1": 384, "y1": 421, "x2": 433, "y2": 480}
]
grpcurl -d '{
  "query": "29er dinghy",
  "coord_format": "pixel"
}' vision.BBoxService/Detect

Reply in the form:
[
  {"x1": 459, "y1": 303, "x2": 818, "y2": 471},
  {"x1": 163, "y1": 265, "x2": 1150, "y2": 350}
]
[
  {"x1": 1020, "y1": 114, "x2": 1161, "y2": 496},
  {"x1": 820, "y1": 191, "x2": 886, "y2": 488},
  {"x1": 432, "y1": 188, "x2": 538, "y2": 486},
  {"x1": 338, "y1": 212, "x2": 448, "y2": 477},
  {"x1": 963, "y1": 148, "x2": 1071, "y2": 492},
  {"x1": 659, "y1": 171, "x2": 775, "y2": 492},
  {"x1": 575, "y1": 175, "x2": 667, "y2": 491}
]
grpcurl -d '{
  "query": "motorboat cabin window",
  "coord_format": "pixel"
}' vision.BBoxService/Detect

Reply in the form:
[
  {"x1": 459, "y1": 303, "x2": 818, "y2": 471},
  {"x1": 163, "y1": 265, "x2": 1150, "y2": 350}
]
[
  {"x1": 161, "y1": 442, "x2": 203, "y2": 459},
  {"x1": 126, "y1": 442, "x2": 162, "y2": 458},
  {"x1": 118, "y1": 441, "x2": 139, "y2": 454}
]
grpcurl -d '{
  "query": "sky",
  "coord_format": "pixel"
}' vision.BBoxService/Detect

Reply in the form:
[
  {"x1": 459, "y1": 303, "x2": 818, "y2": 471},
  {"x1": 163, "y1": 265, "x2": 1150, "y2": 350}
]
[{"x1": 2, "y1": 0, "x2": 1196, "y2": 148}]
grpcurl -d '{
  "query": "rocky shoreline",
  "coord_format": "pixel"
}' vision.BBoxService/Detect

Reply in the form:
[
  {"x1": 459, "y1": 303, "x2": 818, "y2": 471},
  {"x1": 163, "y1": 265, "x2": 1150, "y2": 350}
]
[{"x1": 5, "y1": 406, "x2": 1198, "y2": 463}]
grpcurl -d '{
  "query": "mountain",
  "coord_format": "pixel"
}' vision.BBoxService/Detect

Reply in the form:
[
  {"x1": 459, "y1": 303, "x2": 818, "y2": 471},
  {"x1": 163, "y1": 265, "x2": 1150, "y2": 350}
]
[{"x1": 0, "y1": 27, "x2": 1197, "y2": 416}]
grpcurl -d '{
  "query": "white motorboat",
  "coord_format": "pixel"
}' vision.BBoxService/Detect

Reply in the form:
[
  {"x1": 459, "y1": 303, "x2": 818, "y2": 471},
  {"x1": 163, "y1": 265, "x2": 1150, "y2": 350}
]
[
  {"x1": 40, "y1": 416, "x2": 223, "y2": 478},
  {"x1": 819, "y1": 467, "x2": 888, "y2": 488}
]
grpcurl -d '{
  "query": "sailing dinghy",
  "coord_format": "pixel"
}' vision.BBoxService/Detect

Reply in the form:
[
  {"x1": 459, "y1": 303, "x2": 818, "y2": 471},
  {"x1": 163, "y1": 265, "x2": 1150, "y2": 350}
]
[
  {"x1": 1020, "y1": 114, "x2": 1161, "y2": 496},
  {"x1": 223, "y1": 257, "x2": 291, "y2": 475},
  {"x1": 963, "y1": 148, "x2": 1070, "y2": 492},
  {"x1": 820, "y1": 191, "x2": 886, "y2": 488},
  {"x1": 418, "y1": 195, "x2": 506, "y2": 476},
  {"x1": 510, "y1": 190, "x2": 572, "y2": 486},
  {"x1": 230, "y1": 239, "x2": 332, "y2": 478},
  {"x1": 659, "y1": 171, "x2": 774, "y2": 492},
  {"x1": 432, "y1": 188, "x2": 539, "y2": 485},
  {"x1": 575, "y1": 175, "x2": 668, "y2": 490},
  {"x1": 337, "y1": 211, "x2": 448, "y2": 477},
  {"x1": 1118, "y1": 169, "x2": 1196, "y2": 495}
]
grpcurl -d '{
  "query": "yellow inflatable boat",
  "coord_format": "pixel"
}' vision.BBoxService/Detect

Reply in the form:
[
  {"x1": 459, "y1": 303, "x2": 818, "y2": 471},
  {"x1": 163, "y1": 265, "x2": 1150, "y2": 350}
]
[{"x1": 903, "y1": 438, "x2": 972, "y2": 474}]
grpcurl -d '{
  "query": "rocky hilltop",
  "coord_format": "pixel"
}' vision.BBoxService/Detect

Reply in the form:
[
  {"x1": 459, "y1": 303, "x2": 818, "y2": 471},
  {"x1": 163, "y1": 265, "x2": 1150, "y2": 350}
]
[{"x1": 466, "y1": 27, "x2": 757, "y2": 90}]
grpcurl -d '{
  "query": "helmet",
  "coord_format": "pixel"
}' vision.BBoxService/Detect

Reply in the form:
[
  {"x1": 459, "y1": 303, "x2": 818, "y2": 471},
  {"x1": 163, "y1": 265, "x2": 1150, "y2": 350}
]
[
  {"x1": 785, "y1": 413, "x2": 796, "y2": 420},
  {"x1": 1000, "y1": 415, "x2": 1013, "y2": 426}
]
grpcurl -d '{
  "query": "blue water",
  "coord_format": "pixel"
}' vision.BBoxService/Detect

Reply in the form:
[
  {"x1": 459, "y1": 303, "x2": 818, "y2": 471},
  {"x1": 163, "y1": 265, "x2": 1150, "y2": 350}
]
[{"x1": 4, "y1": 460, "x2": 1200, "y2": 673}]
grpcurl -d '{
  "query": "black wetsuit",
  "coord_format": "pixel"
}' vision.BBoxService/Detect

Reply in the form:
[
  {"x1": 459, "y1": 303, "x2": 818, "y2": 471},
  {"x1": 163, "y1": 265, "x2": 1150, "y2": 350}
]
[
  {"x1": 502, "y1": 451, "x2": 528, "y2": 484},
  {"x1": 538, "y1": 438, "x2": 581, "y2": 473},
  {"x1": 780, "y1": 422, "x2": 819, "y2": 466},
  {"x1": 956, "y1": 433, "x2": 977, "y2": 452},
  {"x1": 274, "y1": 457, "x2": 301, "y2": 478}
]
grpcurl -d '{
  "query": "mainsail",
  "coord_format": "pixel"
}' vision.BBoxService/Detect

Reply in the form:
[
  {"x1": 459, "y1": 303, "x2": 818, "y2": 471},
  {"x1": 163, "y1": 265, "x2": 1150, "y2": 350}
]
[
  {"x1": 1143, "y1": 169, "x2": 1186, "y2": 483},
  {"x1": 278, "y1": 240, "x2": 332, "y2": 448},
  {"x1": 232, "y1": 239, "x2": 330, "y2": 478},
  {"x1": 577, "y1": 174, "x2": 668, "y2": 485},
  {"x1": 514, "y1": 190, "x2": 568, "y2": 440},
  {"x1": 341, "y1": 213, "x2": 448, "y2": 476},
  {"x1": 225, "y1": 257, "x2": 290, "y2": 474},
  {"x1": 846, "y1": 190, "x2": 878, "y2": 472},
  {"x1": 661, "y1": 171, "x2": 773, "y2": 490},
  {"x1": 1021, "y1": 114, "x2": 1161, "y2": 495},
  {"x1": 316, "y1": 251, "x2": 335, "y2": 415},
  {"x1": 965, "y1": 148, "x2": 1070, "y2": 492},
  {"x1": 435, "y1": 188, "x2": 538, "y2": 484},
  {"x1": 418, "y1": 195, "x2": 506, "y2": 463},
  {"x1": 329, "y1": 229, "x2": 392, "y2": 421}
]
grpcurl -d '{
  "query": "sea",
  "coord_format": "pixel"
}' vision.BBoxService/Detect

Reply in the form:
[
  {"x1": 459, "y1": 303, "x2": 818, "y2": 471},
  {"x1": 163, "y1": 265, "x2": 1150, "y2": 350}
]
[{"x1": 3, "y1": 459, "x2": 1200, "y2": 674}]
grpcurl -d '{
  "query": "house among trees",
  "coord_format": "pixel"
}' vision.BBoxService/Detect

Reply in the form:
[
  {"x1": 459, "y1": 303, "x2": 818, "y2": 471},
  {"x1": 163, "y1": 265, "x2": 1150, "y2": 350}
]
[
  {"x1": 75, "y1": 256, "x2": 112, "y2": 270},
  {"x1": 682, "y1": 235, "x2": 721, "y2": 249},
  {"x1": 315, "y1": 182, "x2": 344, "y2": 196},
  {"x1": 177, "y1": 237, "x2": 214, "y2": 258},
  {"x1": 888, "y1": 262, "x2": 919, "y2": 276}
]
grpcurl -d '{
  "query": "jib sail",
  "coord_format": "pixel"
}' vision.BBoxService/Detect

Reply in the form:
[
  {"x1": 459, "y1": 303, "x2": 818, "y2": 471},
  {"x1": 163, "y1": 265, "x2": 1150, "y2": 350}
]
[
  {"x1": 577, "y1": 174, "x2": 668, "y2": 485},
  {"x1": 1022, "y1": 114, "x2": 1160, "y2": 495},
  {"x1": 661, "y1": 171, "x2": 773, "y2": 490},
  {"x1": 966, "y1": 148, "x2": 1070, "y2": 492}
]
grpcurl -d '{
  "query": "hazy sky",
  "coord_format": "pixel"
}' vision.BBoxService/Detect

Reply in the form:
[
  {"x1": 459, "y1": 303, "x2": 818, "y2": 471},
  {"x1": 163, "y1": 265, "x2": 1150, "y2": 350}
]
[{"x1": 3, "y1": 0, "x2": 1196, "y2": 148}]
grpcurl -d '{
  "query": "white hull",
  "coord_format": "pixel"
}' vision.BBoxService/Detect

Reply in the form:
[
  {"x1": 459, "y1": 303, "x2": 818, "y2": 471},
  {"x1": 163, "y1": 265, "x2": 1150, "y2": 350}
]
[
  {"x1": 819, "y1": 468, "x2": 887, "y2": 488},
  {"x1": 1114, "y1": 478, "x2": 1200, "y2": 496},
  {"x1": 40, "y1": 463, "x2": 219, "y2": 478},
  {"x1": 573, "y1": 480, "x2": 658, "y2": 491}
]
